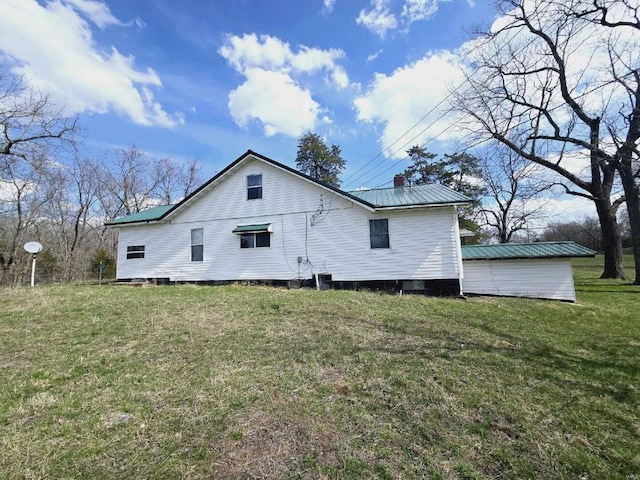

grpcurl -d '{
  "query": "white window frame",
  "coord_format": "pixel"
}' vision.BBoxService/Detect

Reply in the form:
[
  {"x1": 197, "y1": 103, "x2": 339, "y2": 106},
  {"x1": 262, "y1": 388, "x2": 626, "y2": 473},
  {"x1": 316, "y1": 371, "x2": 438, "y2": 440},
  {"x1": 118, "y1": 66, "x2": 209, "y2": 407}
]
[
  {"x1": 191, "y1": 228, "x2": 203, "y2": 262},
  {"x1": 247, "y1": 174, "x2": 262, "y2": 200},
  {"x1": 369, "y1": 219, "x2": 390, "y2": 249}
]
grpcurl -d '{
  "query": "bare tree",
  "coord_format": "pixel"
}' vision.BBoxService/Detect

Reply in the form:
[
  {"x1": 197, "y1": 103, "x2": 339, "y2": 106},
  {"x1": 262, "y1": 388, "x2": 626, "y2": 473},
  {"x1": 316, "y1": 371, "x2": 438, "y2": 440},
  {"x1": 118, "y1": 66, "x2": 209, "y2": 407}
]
[
  {"x1": 538, "y1": 216, "x2": 603, "y2": 251},
  {"x1": 97, "y1": 145, "x2": 161, "y2": 219},
  {"x1": 0, "y1": 71, "x2": 77, "y2": 160},
  {"x1": 97, "y1": 146, "x2": 205, "y2": 221},
  {"x1": 567, "y1": 0, "x2": 640, "y2": 283},
  {"x1": 0, "y1": 71, "x2": 78, "y2": 285},
  {"x1": 153, "y1": 157, "x2": 203, "y2": 204},
  {"x1": 451, "y1": 0, "x2": 637, "y2": 280},
  {"x1": 43, "y1": 155, "x2": 102, "y2": 281},
  {"x1": 0, "y1": 151, "x2": 64, "y2": 285},
  {"x1": 478, "y1": 146, "x2": 550, "y2": 243}
]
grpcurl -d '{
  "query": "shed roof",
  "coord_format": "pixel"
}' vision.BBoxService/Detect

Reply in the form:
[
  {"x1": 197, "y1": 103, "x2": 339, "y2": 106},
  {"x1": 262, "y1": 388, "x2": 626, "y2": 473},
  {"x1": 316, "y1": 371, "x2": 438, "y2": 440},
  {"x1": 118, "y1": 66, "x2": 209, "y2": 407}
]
[
  {"x1": 232, "y1": 223, "x2": 272, "y2": 233},
  {"x1": 348, "y1": 183, "x2": 471, "y2": 208},
  {"x1": 461, "y1": 241, "x2": 596, "y2": 261},
  {"x1": 107, "y1": 204, "x2": 175, "y2": 226}
]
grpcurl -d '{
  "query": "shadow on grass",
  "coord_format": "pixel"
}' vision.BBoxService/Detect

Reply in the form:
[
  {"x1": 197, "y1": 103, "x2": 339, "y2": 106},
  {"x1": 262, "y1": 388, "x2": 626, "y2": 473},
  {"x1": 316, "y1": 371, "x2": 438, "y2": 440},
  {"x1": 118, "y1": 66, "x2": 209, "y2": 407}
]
[{"x1": 356, "y1": 315, "x2": 638, "y2": 407}]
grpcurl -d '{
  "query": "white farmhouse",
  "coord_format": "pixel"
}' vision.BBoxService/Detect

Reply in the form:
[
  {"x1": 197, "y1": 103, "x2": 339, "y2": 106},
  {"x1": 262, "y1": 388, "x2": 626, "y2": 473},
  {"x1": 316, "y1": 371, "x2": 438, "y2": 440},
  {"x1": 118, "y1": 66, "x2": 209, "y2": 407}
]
[
  {"x1": 106, "y1": 150, "x2": 471, "y2": 294},
  {"x1": 106, "y1": 150, "x2": 596, "y2": 301}
]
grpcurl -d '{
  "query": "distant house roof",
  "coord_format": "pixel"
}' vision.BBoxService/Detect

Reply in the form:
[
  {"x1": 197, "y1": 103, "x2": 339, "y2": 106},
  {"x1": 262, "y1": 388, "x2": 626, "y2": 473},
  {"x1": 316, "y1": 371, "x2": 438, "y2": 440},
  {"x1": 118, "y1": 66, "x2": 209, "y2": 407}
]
[
  {"x1": 461, "y1": 241, "x2": 597, "y2": 261},
  {"x1": 105, "y1": 150, "x2": 472, "y2": 227},
  {"x1": 348, "y1": 183, "x2": 471, "y2": 208}
]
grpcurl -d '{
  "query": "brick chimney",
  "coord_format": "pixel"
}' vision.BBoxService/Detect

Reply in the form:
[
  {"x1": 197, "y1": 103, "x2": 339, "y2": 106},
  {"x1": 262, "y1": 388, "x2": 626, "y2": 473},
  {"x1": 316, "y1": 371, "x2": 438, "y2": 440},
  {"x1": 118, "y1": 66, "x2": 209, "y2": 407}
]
[{"x1": 393, "y1": 174, "x2": 405, "y2": 187}]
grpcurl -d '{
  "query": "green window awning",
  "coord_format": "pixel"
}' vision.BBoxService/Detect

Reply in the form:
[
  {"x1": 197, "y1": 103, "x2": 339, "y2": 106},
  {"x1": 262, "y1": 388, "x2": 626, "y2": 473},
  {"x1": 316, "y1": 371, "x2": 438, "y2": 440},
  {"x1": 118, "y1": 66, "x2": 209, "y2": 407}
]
[{"x1": 232, "y1": 223, "x2": 272, "y2": 234}]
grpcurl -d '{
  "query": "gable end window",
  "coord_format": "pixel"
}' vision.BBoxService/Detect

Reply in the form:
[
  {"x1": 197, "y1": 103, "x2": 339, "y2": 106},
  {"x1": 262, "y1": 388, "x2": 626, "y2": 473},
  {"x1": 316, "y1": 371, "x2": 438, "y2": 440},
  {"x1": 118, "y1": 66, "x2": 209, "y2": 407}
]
[
  {"x1": 240, "y1": 232, "x2": 270, "y2": 249},
  {"x1": 126, "y1": 245, "x2": 145, "y2": 259},
  {"x1": 247, "y1": 174, "x2": 262, "y2": 200},
  {"x1": 369, "y1": 219, "x2": 390, "y2": 249},
  {"x1": 191, "y1": 228, "x2": 203, "y2": 262}
]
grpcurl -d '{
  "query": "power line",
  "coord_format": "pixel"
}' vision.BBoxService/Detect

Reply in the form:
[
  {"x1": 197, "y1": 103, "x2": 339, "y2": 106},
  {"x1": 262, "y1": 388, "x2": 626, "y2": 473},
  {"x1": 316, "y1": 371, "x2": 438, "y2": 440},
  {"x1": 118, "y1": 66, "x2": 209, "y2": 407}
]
[
  {"x1": 341, "y1": 33, "x2": 523, "y2": 190},
  {"x1": 341, "y1": 94, "x2": 454, "y2": 187},
  {"x1": 346, "y1": 14, "x2": 595, "y2": 190}
]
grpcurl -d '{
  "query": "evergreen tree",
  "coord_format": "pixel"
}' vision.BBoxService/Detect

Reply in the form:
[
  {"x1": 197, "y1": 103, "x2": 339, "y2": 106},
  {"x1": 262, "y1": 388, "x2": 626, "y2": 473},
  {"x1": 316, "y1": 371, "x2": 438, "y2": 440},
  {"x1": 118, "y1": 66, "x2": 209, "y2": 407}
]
[
  {"x1": 295, "y1": 132, "x2": 345, "y2": 187},
  {"x1": 403, "y1": 146, "x2": 485, "y2": 239}
]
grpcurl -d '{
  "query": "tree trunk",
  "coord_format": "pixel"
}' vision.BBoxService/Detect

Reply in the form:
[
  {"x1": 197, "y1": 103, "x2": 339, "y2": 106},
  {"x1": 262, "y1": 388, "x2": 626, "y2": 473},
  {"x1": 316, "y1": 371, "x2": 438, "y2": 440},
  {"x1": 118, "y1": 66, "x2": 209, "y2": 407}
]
[
  {"x1": 617, "y1": 161, "x2": 640, "y2": 284},
  {"x1": 594, "y1": 197, "x2": 625, "y2": 279}
]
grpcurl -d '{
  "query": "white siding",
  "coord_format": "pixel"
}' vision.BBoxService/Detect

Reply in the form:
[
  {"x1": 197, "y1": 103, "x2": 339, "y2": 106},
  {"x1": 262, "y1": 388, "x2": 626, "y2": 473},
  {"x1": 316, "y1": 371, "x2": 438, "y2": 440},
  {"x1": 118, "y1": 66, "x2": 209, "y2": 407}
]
[
  {"x1": 461, "y1": 259, "x2": 577, "y2": 302},
  {"x1": 115, "y1": 157, "x2": 462, "y2": 283}
]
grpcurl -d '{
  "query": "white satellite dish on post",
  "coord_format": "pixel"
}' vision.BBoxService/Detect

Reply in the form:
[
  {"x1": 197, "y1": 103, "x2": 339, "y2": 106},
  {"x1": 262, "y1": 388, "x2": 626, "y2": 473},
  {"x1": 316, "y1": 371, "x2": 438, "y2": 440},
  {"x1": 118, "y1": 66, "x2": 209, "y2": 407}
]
[
  {"x1": 24, "y1": 242, "x2": 43, "y2": 254},
  {"x1": 23, "y1": 241, "x2": 43, "y2": 287}
]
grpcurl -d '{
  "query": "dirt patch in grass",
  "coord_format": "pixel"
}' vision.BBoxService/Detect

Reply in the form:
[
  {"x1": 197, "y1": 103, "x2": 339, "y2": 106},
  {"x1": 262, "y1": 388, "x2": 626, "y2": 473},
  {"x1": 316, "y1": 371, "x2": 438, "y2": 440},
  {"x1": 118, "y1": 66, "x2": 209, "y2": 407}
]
[{"x1": 212, "y1": 410, "x2": 341, "y2": 479}]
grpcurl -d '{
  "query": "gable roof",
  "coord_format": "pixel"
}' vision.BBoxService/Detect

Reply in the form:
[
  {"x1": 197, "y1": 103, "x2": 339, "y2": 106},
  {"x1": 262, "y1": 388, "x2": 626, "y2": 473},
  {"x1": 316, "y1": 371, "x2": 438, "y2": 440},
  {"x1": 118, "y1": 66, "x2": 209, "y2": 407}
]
[
  {"x1": 106, "y1": 150, "x2": 472, "y2": 226},
  {"x1": 461, "y1": 241, "x2": 597, "y2": 261}
]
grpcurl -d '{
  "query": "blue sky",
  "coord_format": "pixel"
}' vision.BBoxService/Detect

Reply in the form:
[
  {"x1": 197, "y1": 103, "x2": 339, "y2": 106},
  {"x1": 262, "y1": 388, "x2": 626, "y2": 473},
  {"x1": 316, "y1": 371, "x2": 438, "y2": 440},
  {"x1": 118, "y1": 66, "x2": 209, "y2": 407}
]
[{"x1": 0, "y1": 0, "x2": 499, "y2": 191}]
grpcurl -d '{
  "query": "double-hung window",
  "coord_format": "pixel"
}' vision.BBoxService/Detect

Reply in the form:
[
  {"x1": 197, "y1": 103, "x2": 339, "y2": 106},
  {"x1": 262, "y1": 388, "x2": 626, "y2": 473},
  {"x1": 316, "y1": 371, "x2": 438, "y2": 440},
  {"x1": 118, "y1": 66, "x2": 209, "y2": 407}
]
[
  {"x1": 369, "y1": 219, "x2": 390, "y2": 249},
  {"x1": 247, "y1": 174, "x2": 262, "y2": 200},
  {"x1": 126, "y1": 245, "x2": 145, "y2": 259},
  {"x1": 191, "y1": 228, "x2": 203, "y2": 262}
]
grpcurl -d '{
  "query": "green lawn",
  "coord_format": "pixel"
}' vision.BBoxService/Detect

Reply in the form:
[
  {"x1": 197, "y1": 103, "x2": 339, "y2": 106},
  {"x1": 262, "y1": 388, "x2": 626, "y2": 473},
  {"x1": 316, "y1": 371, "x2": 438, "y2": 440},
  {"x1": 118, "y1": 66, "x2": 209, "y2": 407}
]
[{"x1": 1, "y1": 257, "x2": 638, "y2": 479}]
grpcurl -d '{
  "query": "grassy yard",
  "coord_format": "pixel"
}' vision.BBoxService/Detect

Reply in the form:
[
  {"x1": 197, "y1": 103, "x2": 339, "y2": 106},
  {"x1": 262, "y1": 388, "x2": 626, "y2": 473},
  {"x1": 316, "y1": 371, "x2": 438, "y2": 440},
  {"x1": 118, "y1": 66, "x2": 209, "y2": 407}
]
[{"x1": 1, "y1": 257, "x2": 638, "y2": 479}]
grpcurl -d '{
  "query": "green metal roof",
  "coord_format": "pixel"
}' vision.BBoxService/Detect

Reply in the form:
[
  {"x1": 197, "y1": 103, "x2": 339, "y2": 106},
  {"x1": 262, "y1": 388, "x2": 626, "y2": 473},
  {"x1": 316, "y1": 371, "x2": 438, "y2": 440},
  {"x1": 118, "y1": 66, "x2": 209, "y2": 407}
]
[
  {"x1": 105, "y1": 204, "x2": 175, "y2": 226},
  {"x1": 348, "y1": 183, "x2": 471, "y2": 208},
  {"x1": 462, "y1": 241, "x2": 596, "y2": 261},
  {"x1": 232, "y1": 223, "x2": 272, "y2": 233}
]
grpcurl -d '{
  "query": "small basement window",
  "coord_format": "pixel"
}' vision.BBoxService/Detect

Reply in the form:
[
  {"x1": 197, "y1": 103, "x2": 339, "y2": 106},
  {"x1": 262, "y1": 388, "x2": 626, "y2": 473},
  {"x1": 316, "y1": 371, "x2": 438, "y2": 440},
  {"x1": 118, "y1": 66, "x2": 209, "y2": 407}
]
[
  {"x1": 126, "y1": 245, "x2": 145, "y2": 259},
  {"x1": 369, "y1": 219, "x2": 390, "y2": 249},
  {"x1": 247, "y1": 174, "x2": 262, "y2": 200},
  {"x1": 191, "y1": 228, "x2": 203, "y2": 262}
]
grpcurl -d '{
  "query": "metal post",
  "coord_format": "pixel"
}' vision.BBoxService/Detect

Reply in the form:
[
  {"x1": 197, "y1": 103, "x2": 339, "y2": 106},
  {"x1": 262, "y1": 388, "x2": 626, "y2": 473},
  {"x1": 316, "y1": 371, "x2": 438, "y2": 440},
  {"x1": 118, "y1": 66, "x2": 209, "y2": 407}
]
[{"x1": 31, "y1": 255, "x2": 36, "y2": 287}]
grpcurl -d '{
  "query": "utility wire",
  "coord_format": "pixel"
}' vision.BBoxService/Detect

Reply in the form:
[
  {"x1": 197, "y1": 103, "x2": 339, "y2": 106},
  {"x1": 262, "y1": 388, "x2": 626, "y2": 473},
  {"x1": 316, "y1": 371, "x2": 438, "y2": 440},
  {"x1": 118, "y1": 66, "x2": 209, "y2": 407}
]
[
  {"x1": 368, "y1": 71, "x2": 615, "y2": 190},
  {"x1": 346, "y1": 14, "x2": 595, "y2": 189}
]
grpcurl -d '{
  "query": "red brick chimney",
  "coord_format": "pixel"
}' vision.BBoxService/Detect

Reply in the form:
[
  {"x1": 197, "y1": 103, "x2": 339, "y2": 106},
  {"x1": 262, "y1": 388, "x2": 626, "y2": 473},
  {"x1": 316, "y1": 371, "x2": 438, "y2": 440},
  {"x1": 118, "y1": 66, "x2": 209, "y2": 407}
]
[{"x1": 393, "y1": 174, "x2": 405, "y2": 187}]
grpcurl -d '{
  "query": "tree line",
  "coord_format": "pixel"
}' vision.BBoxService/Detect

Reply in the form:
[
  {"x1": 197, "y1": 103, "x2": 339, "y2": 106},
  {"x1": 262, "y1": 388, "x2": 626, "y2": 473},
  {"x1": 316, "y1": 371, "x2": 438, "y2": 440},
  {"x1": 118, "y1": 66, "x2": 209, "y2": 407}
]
[{"x1": 0, "y1": 72, "x2": 203, "y2": 286}]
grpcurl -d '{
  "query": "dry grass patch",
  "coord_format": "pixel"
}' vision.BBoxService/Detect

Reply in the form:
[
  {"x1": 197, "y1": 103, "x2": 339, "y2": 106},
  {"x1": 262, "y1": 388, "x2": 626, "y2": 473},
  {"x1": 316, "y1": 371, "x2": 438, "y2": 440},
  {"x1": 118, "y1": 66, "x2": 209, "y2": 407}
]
[{"x1": 212, "y1": 410, "x2": 341, "y2": 479}]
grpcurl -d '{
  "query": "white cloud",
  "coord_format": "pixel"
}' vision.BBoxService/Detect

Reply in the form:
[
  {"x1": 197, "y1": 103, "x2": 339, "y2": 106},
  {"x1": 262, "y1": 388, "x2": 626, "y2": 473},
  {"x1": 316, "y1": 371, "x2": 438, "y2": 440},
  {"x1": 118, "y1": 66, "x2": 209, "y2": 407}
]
[
  {"x1": 356, "y1": 0, "x2": 397, "y2": 39},
  {"x1": 354, "y1": 50, "x2": 466, "y2": 157},
  {"x1": 330, "y1": 66, "x2": 350, "y2": 90},
  {"x1": 219, "y1": 33, "x2": 346, "y2": 77},
  {"x1": 228, "y1": 68, "x2": 328, "y2": 137},
  {"x1": 367, "y1": 49, "x2": 384, "y2": 63},
  {"x1": 219, "y1": 33, "x2": 352, "y2": 137},
  {"x1": 0, "y1": 0, "x2": 181, "y2": 127},
  {"x1": 61, "y1": 0, "x2": 123, "y2": 28},
  {"x1": 402, "y1": 0, "x2": 444, "y2": 23},
  {"x1": 528, "y1": 195, "x2": 595, "y2": 230},
  {"x1": 323, "y1": 0, "x2": 336, "y2": 14},
  {"x1": 357, "y1": 0, "x2": 469, "y2": 37}
]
